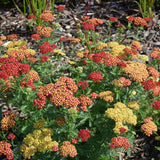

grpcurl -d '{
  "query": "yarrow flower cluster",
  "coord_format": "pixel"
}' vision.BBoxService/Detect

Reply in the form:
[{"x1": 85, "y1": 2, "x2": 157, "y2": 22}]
[
  {"x1": 123, "y1": 61, "x2": 149, "y2": 82},
  {"x1": 152, "y1": 100, "x2": 160, "y2": 110},
  {"x1": 113, "y1": 77, "x2": 131, "y2": 88},
  {"x1": 127, "y1": 16, "x2": 148, "y2": 26},
  {"x1": 39, "y1": 10, "x2": 54, "y2": 22},
  {"x1": 141, "y1": 117, "x2": 157, "y2": 136},
  {"x1": 60, "y1": 141, "x2": 77, "y2": 158},
  {"x1": 141, "y1": 79, "x2": 160, "y2": 96},
  {"x1": 33, "y1": 77, "x2": 80, "y2": 109},
  {"x1": 57, "y1": 5, "x2": 66, "y2": 12},
  {"x1": 36, "y1": 26, "x2": 53, "y2": 37},
  {"x1": 1, "y1": 113, "x2": 17, "y2": 131},
  {"x1": 21, "y1": 120, "x2": 58, "y2": 159},
  {"x1": 110, "y1": 136, "x2": 131, "y2": 149},
  {"x1": 78, "y1": 129, "x2": 90, "y2": 142},
  {"x1": 39, "y1": 42, "x2": 57, "y2": 54},
  {"x1": 109, "y1": 17, "x2": 118, "y2": 22},
  {"x1": 7, "y1": 34, "x2": 18, "y2": 40},
  {"x1": 127, "y1": 101, "x2": 139, "y2": 110},
  {"x1": 150, "y1": 48, "x2": 160, "y2": 60},
  {"x1": 81, "y1": 17, "x2": 103, "y2": 31},
  {"x1": 40, "y1": 55, "x2": 50, "y2": 62},
  {"x1": 88, "y1": 71, "x2": 103, "y2": 82},
  {"x1": 105, "y1": 102, "x2": 137, "y2": 133},
  {"x1": 0, "y1": 140, "x2": 14, "y2": 160},
  {"x1": 7, "y1": 133, "x2": 16, "y2": 140},
  {"x1": 77, "y1": 80, "x2": 89, "y2": 89},
  {"x1": 99, "y1": 91, "x2": 114, "y2": 102}
]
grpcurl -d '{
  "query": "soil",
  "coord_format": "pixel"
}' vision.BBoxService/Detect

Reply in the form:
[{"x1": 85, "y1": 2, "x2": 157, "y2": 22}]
[{"x1": 0, "y1": 0, "x2": 160, "y2": 160}]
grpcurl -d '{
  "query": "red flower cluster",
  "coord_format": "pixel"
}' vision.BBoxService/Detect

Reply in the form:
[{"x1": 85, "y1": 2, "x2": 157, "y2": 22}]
[
  {"x1": 88, "y1": 71, "x2": 103, "y2": 82},
  {"x1": 119, "y1": 127, "x2": 127, "y2": 133},
  {"x1": 77, "y1": 80, "x2": 89, "y2": 89},
  {"x1": 1, "y1": 113, "x2": 17, "y2": 131},
  {"x1": 39, "y1": 42, "x2": 57, "y2": 54},
  {"x1": 0, "y1": 60, "x2": 30, "y2": 79},
  {"x1": 7, "y1": 34, "x2": 18, "y2": 40},
  {"x1": 141, "y1": 79, "x2": 160, "y2": 96},
  {"x1": 40, "y1": 55, "x2": 50, "y2": 62},
  {"x1": 0, "y1": 140, "x2": 14, "y2": 160},
  {"x1": 152, "y1": 100, "x2": 160, "y2": 110},
  {"x1": 57, "y1": 5, "x2": 66, "y2": 12},
  {"x1": 78, "y1": 129, "x2": 90, "y2": 142},
  {"x1": 123, "y1": 48, "x2": 138, "y2": 56},
  {"x1": 27, "y1": 14, "x2": 36, "y2": 19},
  {"x1": 110, "y1": 136, "x2": 130, "y2": 149},
  {"x1": 127, "y1": 16, "x2": 148, "y2": 26},
  {"x1": 60, "y1": 141, "x2": 77, "y2": 158},
  {"x1": 7, "y1": 133, "x2": 16, "y2": 140},
  {"x1": 31, "y1": 34, "x2": 41, "y2": 40},
  {"x1": 39, "y1": 10, "x2": 54, "y2": 22},
  {"x1": 92, "y1": 53, "x2": 105, "y2": 63},
  {"x1": 109, "y1": 17, "x2": 118, "y2": 22},
  {"x1": 113, "y1": 77, "x2": 131, "y2": 88}
]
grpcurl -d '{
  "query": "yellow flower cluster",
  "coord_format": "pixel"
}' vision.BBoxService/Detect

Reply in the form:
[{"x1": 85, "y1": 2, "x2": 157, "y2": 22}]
[
  {"x1": 127, "y1": 101, "x2": 139, "y2": 110},
  {"x1": 6, "y1": 40, "x2": 27, "y2": 48},
  {"x1": 138, "y1": 55, "x2": 149, "y2": 63},
  {"x1": 108, "y1": 42, "x2": 126, "y2": 58},
  {"x1": 105, "y1": 102, "x2": 137, "y2": 134},
  {"x1": 75, "y1": 51, "x2": 85, "y2": 58},
  {"x1": 20, "y1": 119, "x2": 58, "y2": 159},
  {"x1": 123, "y1": 61, "x2": 149, "y2": 82},
  {"x1": 93, "y1": 41, "x2": 108, "y2": 50},
  {"x1": 53, "y1": 49, "x2": 66, "y2": 57},
  {"x1": 67, "y1": 61, "x2": 76, "y2": 65},
  {"x1": 99, "y1": 91, "x2": 114, "y2": 102}
]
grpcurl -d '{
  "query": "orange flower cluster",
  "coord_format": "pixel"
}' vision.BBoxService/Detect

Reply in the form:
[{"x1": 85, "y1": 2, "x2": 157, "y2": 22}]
[
  {"x1": 0, "y1": 140, "x2": 14, "y2": 160},
  {"x1": 123, "y1": 47, "x2": 138, "y2": 59},
  {"x1": 1, "y1": 113, "x2": 17, "y2": 131},
  {"x1": 81, "y1": 16, "x2": 103, "y2": 31},
  {"x1": 60, "y1": 141, "x2": 77, "y2": 158},
  {"x1": 147, "y1": 66, "x2": 159, "y2": 80},
  {"x1": 150, "y1": 48, "x2": 160, "y2": 60},
  {"x1": 39, "y1": 10, "x2": 54, "y2": 22},
  {"x1": 127, "y1": 16, "x2": 148, "y2": 26},
  {"x1": 78, "y1": 94, "x2": 93, "y2": 111},
  {"x1": 123, "y1": 61, "x2": 149, "y2": 82},
  {"x1": 0, "y1": 35, "x2": 6, "y2": 45},
  {"x1": 113, "y1": 77, "x2": 131, "y2": 88},
  {"x1": 131, "y1": 40, "x2": 142, "y2": 51},
  {"x1": 90, "y1": 92, "x2": 98, "y2": 99},
  {"x1": 141, "y1": 117, "x2": 157, "y2": 136},
  {"x1": 34, "y1": 77, "x2": 79, "y2": 109},
  {"x1": 36, "y1": 26, "x2": 53, "y2": 37},
  {"x1": 7, "y1": 49, "x2": 30, "y2": 61},
  {"x1": 110, "y1": 136, "x2": 131, "y2": 149}
]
